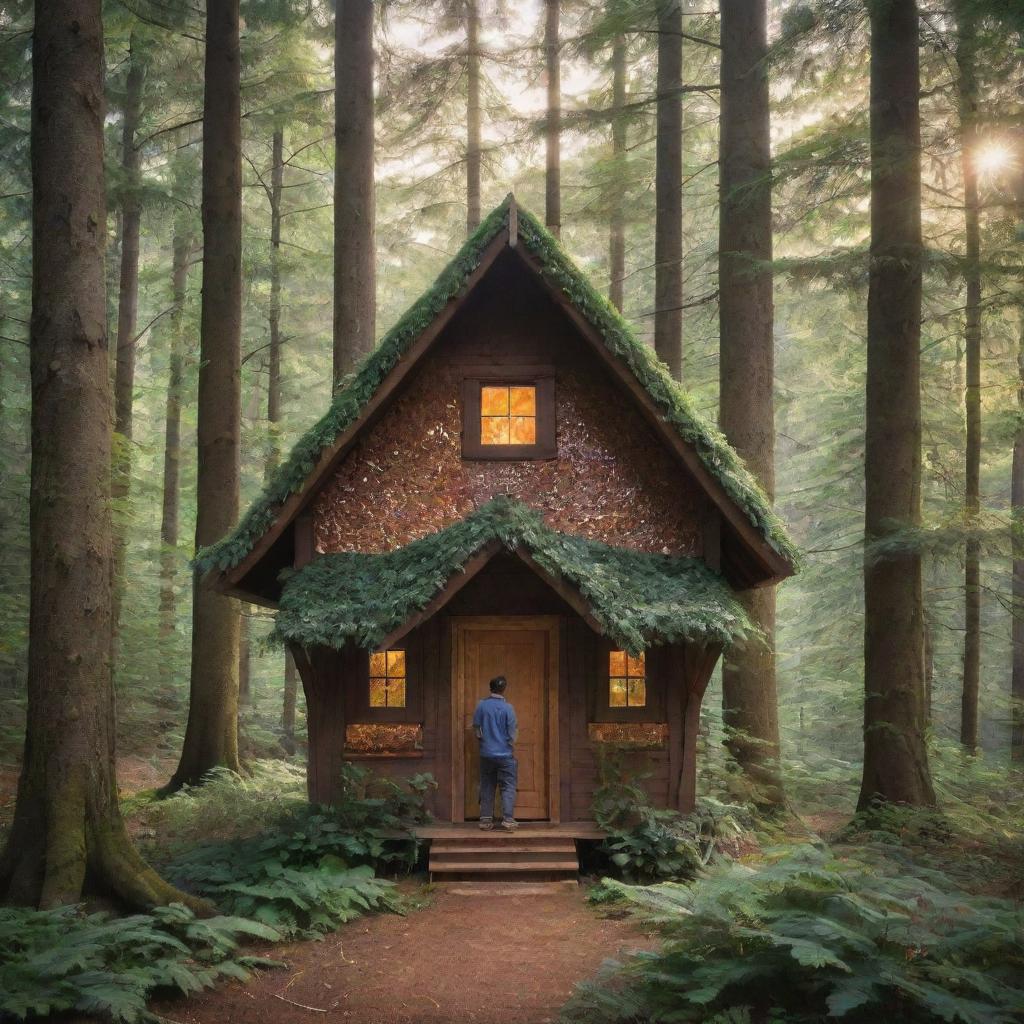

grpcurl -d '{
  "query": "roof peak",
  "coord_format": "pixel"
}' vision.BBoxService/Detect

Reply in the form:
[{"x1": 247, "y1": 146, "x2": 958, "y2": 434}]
[{"x1": 198, "y1": 200, "x2": 796, "y2": 592}]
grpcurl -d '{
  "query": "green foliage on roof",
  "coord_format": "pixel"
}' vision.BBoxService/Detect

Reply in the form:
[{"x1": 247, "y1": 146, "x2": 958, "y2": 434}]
[
  {"x1": 514, "y1": 209, "x2": 796, "y2": 566},
  {"x1": 197, "y1": 196, "x2": 796, "y2": 576},
  {"x1": 272, "y1": 498, "x2": 752, "y2": 654},
  {"x1": 194, "y1": 202, "x2": 512, "y2": 574}
]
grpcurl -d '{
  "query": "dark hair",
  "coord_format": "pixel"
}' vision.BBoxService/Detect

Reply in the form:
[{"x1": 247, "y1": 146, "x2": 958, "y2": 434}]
[{"x1": 489, "y1": 675, "x2": 507, "y2": 694}]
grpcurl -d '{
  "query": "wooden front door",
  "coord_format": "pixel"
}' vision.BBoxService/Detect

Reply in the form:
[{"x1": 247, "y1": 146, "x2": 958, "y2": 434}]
[{"x1": 454, "y1": 617, "x2": 559, "y2": 821}]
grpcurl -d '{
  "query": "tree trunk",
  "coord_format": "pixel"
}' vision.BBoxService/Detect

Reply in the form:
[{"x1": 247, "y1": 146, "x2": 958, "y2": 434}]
[
  {"x1": 1011, "y1": 170, "x2": 1024, "y2": 763},
  {"x1": 717, "y1": 0, "x2": 782, "y2": 808},
  {"x1": 238, "y1": 612, "x2": 251, "y2": 706},
  {"x1": 333, "y1": 0, "x2": 376, "y2": 387},
  {"x1": 608, "y1": 31, "x2": 626, "y2": 311},
  {"x1": 923, "y1": 590, "x2": 935, "y2": 727},
  {"x1": 1013, "y1": 307, "x2": 1024, "y2": 762},
  {"x1": 544, "y1": 0, "x2": 560, "y2": 238},
  {"x1": 163, "y1": 0, "x2": 242, "y2": 792},
  {"x1": 466, "y1": 0, "x2": 482, "y2": 233},
  {"x1": 268, "y1": 127, "x2": 284, "y2": 479},
  {"x1": 110, "y1": 34, "x2": 145, "y2": 672},
  {"x1": 158, "y1": 226, "x2": 191, "y2": 679},
  {"x1": 857, "y1": 0, "x2": 936, "y2": 810},
  {"x1": 654, "y1": 0, "x2": 682, "y2": 380},
  {"x1": 0, "y1": 0, "x2": 200, "y2": 910},
  {"x1": 957, "y1": 7, "x2": 982, "y2": 753},
  {"x1": 267, "y1": 127, "x2": 296, "y2": 743},
  {"x1": 282, "y1": 651, "x2": 298, "y2": 756}
]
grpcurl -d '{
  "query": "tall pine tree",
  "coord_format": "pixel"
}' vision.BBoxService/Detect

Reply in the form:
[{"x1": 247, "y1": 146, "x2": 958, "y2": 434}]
[
  {"x1": 163, "y1": 0, "x2": 243, "y2": 791},
  {"x1": 718, "y1": 0, "x2": 782, "y2": 806},
  {"x1": 858, "y1": 0, "x2": 936, "y2": 809}
]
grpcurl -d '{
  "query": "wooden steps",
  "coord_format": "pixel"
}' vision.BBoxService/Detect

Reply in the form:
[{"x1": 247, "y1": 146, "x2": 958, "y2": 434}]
[{"x1": 428, "y1": 831, "x2": 580, "y2": 883}]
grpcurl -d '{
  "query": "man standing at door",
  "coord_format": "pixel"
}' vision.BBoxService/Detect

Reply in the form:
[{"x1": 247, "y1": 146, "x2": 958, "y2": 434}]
[{"x1": 473, "y1": 675, "x2": 518, "y2": 831}]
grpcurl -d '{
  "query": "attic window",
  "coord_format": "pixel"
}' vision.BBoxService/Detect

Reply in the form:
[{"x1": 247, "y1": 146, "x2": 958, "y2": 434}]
[
  {"x1": 481, "y1": 385, "x2": 536, "y2": 445},
  {"x1": 609, "y1": 650, "x2": 646, "y2": 708},
  {"x1": 369, "y1": 649, "x2": 406, "y2": 708},
  {"x1": 462, "y1": 372, "x2": 556, "y2": 459}
]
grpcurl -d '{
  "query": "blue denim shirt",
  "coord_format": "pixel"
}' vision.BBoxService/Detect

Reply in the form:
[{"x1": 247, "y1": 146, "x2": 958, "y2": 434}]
[{"x1": 473, "y1": 695, "x2": 518, "y2": 758}]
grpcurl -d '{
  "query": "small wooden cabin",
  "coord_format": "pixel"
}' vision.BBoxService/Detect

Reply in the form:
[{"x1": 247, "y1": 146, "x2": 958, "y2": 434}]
[{"x1": 205, "y1": 196, "x2": 795, "y2": 825}]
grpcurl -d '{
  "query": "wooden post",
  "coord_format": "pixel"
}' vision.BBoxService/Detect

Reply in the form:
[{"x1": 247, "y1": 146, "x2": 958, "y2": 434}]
[
  {"x1": 291, "y1": 643, "x2": 349, "y2": 805},
  {"x1": 676, "y1": 644, "x2": 721, "y2": 813}
]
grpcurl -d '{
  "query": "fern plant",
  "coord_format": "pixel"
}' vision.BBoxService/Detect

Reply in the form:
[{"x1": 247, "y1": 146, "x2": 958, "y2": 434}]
[
  {"x1": 590, "y1": 749, "x2": 748, "y2": 883},
  {"x1": 568, "y1": 846, "x2": 1024, "y2": 1024},
  {"x1": 165, "y1": 765, "x2": 436, "y2": 937},
  {"x1": 0, "y1": 902, "x2": 280, "y2": 1023}
]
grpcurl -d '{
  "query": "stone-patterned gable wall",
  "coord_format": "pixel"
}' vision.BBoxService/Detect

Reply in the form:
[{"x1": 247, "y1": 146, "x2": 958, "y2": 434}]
[
  {"x1": 313, "y1": 356, "x2": 703, "y2": 556},
  {"x1": 312, "y1": 254, "x2": 704, "y2": 556}
]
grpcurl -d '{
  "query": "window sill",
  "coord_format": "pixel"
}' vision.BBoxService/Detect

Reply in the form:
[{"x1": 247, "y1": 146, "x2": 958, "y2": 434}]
[{"x1": 343, "y1": 750, "x2": 425, "y2": 760}]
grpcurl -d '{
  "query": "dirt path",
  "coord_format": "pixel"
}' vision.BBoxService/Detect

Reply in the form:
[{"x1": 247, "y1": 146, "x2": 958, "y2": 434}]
[{"x1": 158, "y1": 886, "x2": 652, "y2": 1024}]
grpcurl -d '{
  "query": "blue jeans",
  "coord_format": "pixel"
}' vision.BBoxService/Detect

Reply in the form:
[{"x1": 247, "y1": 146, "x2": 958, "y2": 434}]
[{"x1": 479, "y1": 755, "x2": 517, "y2": 820}]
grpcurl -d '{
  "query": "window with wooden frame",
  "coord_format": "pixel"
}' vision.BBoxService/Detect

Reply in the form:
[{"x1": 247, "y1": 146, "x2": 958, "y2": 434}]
[
  {"x1": 369, "y1": 649, "x2": 406, "y2": 709},
  {"x1": 461, "y1": 371, "x2": 556, "y2": 459},
  {"x1": 609, "y1": 650, "x2": 646, "y2": 709}
]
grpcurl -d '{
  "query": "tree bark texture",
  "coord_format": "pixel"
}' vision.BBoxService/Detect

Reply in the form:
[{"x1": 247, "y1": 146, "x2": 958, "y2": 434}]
[
  {"x1": 544, "y1": 0, "x2": 560, "y2": 238},
  {"x1": 608, "y1": 32, "x2": 626, "y2": 311},
  {"x1": 268, "y1": 126, "x2": 284, "y2": 479},
  {"x1": 110, "y1": 35, "x2": 145, "y2": 672},
  {"x1": 266, "y1": 126, "x2": 296, "y2": 747},
  {"x1": 1011, "y1": 171, "x2": 1024, "y2": 763},
  {"x1": 1012, "y1": 307, "x2": 1024, "y2": 762},
  {"x1": 957, "y1": 7, "x2": 982, "y2": 753},
  {"x1": 0, "y1": 0, "x2": 199, "y2": 909},
  {"x1": 333, "y1": 0, "x2": 376, "y2": 387},
  {"x1": 717, "y1": 0, "x2": 782, "y2": 805},
  {"x1": 158, "y1": 226, "x2": 190, "y2": 679},
  {"x1": 238, "y1": 613, "x2": 251, "y2": 706},
  {"x1": 466, "y1": 0, "x2": 482, "y2": 233},
  {"x1": 654, "y1": 0, "x2": 682, "y2": 380},
  {"x1": 858, "y1": 0, "x2": 936, "y2": 810},
  {"x1": 164, "y1": 0, "x2": 242, "y2": 791}
]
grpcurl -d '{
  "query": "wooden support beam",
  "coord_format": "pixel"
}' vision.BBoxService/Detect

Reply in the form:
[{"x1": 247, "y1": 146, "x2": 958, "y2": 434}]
[
  {"x1": 291, "y1": 642, "x2": 349, "y2": 805},
  {"x1": 294, "y1": 512, "x2": 314, "y2": 568},
  {"x1": 675, "y1": 642, "x2": 722, "y2": 813}
]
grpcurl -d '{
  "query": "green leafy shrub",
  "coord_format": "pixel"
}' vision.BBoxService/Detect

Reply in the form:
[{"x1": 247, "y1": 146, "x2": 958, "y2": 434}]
[
  {"x1": 590, "y1": 750, "x2": 748, "y2": 883},
  {"x1": 165, "y1": 765, "x2": 436, "y2": 937},
  {"x1": 132, "y1": 759, "x2": 308, "y2": 851},
  {"x1": 566, "y1": 846, "x2": 1024, "y2": 1024},
  {"x1": 0, "y1": 902, "x2": 280, "y2": 1023},
  {"x1": 331, "y1": 761, "x2": 437, "y2": 843},
  {"x1": 169, "y1": 846, "x2": 399, "y2": 938}
]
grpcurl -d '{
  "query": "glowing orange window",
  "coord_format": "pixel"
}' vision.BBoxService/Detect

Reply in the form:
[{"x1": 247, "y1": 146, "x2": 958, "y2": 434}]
[
  {"x1": 369, "y1": 649, "x2": 406, "y2": 708},
  {"x1": 480, "y1": 384, "x2": 537, "y2": 446},
  {"x1": 609, "y1": 650, "x2": 646, "y2": 708}
]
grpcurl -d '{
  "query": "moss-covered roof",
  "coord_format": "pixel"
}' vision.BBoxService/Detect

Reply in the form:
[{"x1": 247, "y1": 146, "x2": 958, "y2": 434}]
[
  {"x1": 197, "y1": 195, "x2": 797, "y2": 577},
  {"x1": 272, "y1": 499, "x2": 752, "y2": 654}
]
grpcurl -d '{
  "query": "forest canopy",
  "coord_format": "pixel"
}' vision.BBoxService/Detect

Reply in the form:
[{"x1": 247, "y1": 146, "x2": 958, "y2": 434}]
[{"x1": 0, "y1": 0, "x2": 1022, "y2": 1019}]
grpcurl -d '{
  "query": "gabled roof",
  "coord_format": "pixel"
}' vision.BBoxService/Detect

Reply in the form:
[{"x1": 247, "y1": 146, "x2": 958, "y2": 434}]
[
  {"x1": 272, "y1": 499, "x2": 752, "y2": 655},
  {"x1": 198, "y1": 196, "x2": 797, "y2": 595}
]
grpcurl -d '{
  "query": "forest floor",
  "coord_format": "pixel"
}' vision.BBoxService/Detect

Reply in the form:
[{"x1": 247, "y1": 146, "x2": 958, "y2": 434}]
[{"x1": 152, "y1": 883, "x2": 655, "y2": 1024}]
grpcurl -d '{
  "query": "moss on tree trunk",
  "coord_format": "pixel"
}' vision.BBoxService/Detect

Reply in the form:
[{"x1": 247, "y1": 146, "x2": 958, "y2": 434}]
[{"x1": 0, "y1": 0, "x2": 203, "y2": 911}]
